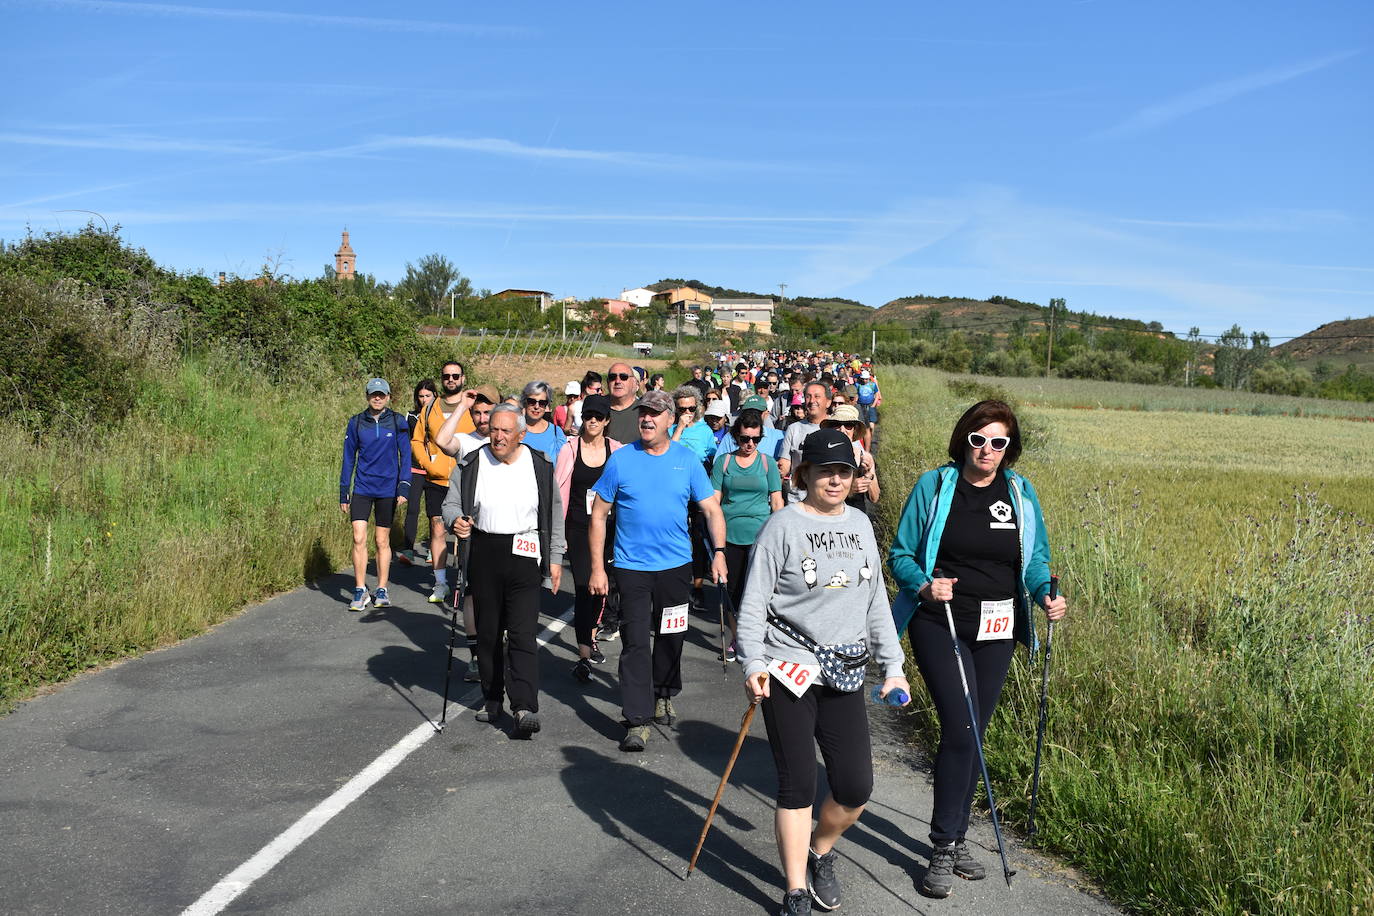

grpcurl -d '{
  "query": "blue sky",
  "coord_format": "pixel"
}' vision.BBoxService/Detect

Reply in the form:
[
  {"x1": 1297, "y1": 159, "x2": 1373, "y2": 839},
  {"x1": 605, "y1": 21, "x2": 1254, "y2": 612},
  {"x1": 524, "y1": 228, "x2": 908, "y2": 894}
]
[{"x1": 2, "y1": 0, "x2": 1370, "y2": 339}]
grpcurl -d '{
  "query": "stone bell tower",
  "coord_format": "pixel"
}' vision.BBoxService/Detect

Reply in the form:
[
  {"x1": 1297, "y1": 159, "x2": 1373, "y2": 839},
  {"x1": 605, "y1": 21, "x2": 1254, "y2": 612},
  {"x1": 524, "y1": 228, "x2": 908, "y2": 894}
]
[{"x1": 334, "y1": 229, "x2": 356, "y2": 280}]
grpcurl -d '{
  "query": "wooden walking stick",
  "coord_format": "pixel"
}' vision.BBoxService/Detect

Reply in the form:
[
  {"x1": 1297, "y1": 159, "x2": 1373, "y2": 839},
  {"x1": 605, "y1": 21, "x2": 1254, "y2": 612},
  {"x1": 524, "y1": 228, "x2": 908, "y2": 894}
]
[{"x1": 686, "y1": 682, "x2": 765, "y2": 876}]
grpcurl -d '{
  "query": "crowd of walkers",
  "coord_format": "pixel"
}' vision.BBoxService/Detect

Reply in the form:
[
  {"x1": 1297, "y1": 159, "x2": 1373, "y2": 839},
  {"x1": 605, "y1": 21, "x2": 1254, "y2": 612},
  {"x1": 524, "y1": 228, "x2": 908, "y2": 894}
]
[{"x1": 339, "y1": 348, "x2": 1067, "y2": 913}]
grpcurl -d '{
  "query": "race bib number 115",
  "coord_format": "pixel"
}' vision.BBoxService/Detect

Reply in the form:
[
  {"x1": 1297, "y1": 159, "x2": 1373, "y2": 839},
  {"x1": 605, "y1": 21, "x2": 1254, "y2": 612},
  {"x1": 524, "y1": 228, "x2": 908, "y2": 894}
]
[{"x1": 659, "y1": 603, "x2": 689, "y2": 635}]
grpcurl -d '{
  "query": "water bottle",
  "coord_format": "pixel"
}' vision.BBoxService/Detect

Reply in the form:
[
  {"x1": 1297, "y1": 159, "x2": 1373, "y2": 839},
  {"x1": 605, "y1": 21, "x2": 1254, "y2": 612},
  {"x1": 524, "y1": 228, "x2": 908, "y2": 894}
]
[{"x1": 871, "y1": 685, "x2": 909, "y2": 706}]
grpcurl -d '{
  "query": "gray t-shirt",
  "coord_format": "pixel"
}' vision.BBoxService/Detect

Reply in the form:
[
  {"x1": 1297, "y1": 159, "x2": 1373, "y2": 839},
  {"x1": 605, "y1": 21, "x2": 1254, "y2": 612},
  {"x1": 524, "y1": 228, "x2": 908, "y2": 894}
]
[
  {"x1": 606, "y1": 400, "x2": 641, "y2": 446},
  {"x1": 736, "y1": 503, "x2": 904, "y2": 681},
  {"x1": 780, "y1": 421, "x2": 821, "y2": 504}
]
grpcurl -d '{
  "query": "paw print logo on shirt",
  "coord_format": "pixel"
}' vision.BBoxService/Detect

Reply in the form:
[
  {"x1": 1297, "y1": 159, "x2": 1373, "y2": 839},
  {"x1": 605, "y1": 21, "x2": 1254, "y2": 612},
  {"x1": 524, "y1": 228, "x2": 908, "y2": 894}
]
[{"x1": 989, "y1": 500, "x2": 1013, "y2": 523}]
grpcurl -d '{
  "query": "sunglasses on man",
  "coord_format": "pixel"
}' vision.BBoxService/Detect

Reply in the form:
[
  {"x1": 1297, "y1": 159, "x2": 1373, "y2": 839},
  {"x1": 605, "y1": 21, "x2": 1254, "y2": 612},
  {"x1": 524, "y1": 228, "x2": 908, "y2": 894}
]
[
  {"x1": 608, "y1": 372, "x2": 634, "y2": 382},
  {"x1": 442, "y1": 372, "x2": 463, "y2": 380}
]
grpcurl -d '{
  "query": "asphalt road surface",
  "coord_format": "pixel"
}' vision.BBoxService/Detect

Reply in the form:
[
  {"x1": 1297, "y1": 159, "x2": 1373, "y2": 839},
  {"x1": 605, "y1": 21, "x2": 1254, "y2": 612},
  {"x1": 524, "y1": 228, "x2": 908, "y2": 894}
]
[{"x1": 1, "y1": 560, "x2": 1117, "y2": 915}]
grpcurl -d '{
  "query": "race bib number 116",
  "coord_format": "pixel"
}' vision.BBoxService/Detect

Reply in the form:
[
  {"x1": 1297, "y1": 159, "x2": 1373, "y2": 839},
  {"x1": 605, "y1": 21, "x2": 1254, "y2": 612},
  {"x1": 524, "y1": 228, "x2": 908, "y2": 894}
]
[{"x1": 769, "y1": 658, "x2": 820, "y2": 697}]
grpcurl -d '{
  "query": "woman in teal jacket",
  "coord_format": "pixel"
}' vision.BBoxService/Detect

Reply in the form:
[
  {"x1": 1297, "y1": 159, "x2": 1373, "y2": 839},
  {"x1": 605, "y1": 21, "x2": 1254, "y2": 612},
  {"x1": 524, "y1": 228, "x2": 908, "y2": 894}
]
[{"x1": 888, "y1": 399, "x2": 1067, "y2": 899}]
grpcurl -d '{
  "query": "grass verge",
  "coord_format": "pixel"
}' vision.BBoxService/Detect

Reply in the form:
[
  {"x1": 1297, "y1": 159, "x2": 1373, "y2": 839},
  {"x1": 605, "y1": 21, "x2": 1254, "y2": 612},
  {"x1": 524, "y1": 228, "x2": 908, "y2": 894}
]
[{"x1": 874, "y1": 366, "x2": 1374, "y2": 915}]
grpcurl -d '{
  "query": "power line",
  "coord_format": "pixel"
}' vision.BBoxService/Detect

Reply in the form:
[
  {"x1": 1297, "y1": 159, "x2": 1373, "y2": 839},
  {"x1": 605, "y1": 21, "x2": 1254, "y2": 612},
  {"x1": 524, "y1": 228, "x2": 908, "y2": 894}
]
[{"x1": 838, "y1": 313, "x2": 1374, "y2": 343}]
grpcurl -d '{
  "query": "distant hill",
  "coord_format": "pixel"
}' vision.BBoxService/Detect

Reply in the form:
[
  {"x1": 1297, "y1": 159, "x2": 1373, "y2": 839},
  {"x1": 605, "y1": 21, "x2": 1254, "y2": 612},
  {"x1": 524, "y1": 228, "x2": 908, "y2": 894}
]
[{"x1": 1274, "y1": 317, "x2": 1374, "y2": 368}]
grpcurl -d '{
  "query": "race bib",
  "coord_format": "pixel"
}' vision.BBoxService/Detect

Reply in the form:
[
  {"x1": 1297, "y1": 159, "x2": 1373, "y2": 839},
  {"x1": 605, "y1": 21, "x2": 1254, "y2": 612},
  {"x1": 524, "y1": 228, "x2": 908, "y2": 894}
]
[
  {"x1": 659, "y1": 603, "x2": 689, "y2": 635},
  {"x1": 769, "y1": 657, "x2": 820, "y2": 698},
  {"x1": 585, "y1": 490, "x2": 596, "y2": 515},
  {"x1": 977, "y1": 599, "x2": 1014, "y2": 641},
  {"x1": 512, "y1": 532, "x2": 540, "y2": 561}
]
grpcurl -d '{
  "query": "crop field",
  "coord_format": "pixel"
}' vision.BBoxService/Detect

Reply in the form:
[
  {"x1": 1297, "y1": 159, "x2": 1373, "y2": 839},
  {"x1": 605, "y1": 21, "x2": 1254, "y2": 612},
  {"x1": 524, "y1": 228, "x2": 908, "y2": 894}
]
[
  {"x1": 875, "y1": 366, "x2": 1374, "y2": 915},
  {"x1": 949, "y1": 372, "x2": 1374, "y2": 420}
]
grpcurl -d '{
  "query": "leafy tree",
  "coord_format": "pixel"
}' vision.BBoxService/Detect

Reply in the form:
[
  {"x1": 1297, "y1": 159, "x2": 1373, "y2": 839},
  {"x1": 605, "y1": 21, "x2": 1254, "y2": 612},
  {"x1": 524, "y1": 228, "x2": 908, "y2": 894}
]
[
  {"x1": 696, "y1": 306, "x2": 715, "y2": 345},
  {"x1": 1213, "y1": 324, "x2": 1249, "y2": 389},
  {"x1": 397, "y1": 254, "x2": 464, "y2": 316}
]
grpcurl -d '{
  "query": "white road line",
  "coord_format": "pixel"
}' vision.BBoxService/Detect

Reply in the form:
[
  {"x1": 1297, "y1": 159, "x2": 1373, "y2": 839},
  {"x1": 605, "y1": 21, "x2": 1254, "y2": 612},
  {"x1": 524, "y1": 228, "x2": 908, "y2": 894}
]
[{"x1": 181, "y1": 608, "x2": 573, "y2": 916}]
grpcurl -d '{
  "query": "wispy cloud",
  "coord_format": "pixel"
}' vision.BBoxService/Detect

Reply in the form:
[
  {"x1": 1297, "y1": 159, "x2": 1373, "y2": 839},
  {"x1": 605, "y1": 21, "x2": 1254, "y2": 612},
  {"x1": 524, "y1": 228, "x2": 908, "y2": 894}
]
[
  {"x1": 24, "y1": 0, "x2": 530, "y2": 37},
  {"x1": 0, "y1": 131, "x2": 275, "y2": 155},
  {"x1": 1115, "y1": 209, "x2": 1353, "y2": 232},
  {"x1": 1095, "y1": 50, "x2": 1361, "y2": 139}
]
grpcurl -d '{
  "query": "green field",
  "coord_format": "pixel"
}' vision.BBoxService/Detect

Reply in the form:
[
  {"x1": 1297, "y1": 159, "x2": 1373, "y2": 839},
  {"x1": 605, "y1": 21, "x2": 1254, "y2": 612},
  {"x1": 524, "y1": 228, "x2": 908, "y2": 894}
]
[
  {"x1": 949, "y1": 372, "x2": 1374, "y2": 419},
  {"x1": 875, "y1": 366, "x2": 1374, "y2": 916}
]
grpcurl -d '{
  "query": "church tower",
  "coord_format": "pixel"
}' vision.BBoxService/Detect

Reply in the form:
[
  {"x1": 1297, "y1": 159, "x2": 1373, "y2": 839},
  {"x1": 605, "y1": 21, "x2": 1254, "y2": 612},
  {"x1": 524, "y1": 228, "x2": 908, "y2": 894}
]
[{"x1": 334, "y1": 230, "x2": 356, "y2": 280}]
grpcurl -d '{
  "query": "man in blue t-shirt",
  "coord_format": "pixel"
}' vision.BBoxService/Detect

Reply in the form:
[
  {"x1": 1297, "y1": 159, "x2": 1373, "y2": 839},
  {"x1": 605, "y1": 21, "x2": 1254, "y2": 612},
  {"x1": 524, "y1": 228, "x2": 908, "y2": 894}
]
[{"x1": 589, "y1": 389, "x2": 728, "y2": 752}]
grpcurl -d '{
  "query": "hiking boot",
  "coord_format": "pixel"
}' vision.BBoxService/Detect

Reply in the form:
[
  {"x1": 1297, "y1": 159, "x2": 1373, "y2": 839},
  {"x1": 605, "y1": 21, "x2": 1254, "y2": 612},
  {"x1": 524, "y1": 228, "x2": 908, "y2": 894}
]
[
  {"x1": 598, "y1": 621, "x2": 620, "y2": 642},
  {"x1": 463, "y1": 657, "x2": 480, "y2": 682},
  {"x1": 372, "y1": 587, "x2": 392, "y2": 608},
  {"x1": 654, "y1": 697, "x2": 676, "y2": 726},
  {"x1": 952, "y1": 840, "x2": 986, "y2": 880},
  {"x1": 589, "y1": 644, "x2": 606, "y2": 665},
  {"x1": 619, "y1": 725, "x2": 650, "y2": 752},
  {"x1": 349, "y1": 587, "x2": 371, "y2": 612},
  {"x1": 428, "y1": 582, "x2": 449, "y2": 604},
  {"x1": 779, "y1": 888, "x2": 812, "y2": 916},
  {"x1": 921, "y1": 843, "x2": 958, "y2": 898},
  {"x1": 807, "y1": 848, "x2": 842, "y2": 910},
  {"x1": 514, "y1": 710, "x2": 541, "y2": 737},
  {"x1": 572, "y1": 659, "x2": 593, "y2": 683},
  {"x1": 475, "y1": 703, "x2": 502, "y2": 724}
]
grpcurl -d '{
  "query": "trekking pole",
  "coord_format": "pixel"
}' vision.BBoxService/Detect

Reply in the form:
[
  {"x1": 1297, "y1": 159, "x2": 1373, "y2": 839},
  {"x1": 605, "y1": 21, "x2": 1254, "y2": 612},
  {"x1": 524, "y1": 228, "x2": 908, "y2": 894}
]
[
  {"x1": 1026, "y1": 574, "x2": 1059, "y2": 841},
  {"x1": 436, "y1": 522, "x2": 472, "y2": 731},
  {"x1": 934, "y1": 568, "x2": 1016, "y2": 887},
  {"x1": 717, "y1": 585, "x2": 731, "y2": 677},
  {"x1": 686, "y1": 683, "x2": 764, "y2": 877}
]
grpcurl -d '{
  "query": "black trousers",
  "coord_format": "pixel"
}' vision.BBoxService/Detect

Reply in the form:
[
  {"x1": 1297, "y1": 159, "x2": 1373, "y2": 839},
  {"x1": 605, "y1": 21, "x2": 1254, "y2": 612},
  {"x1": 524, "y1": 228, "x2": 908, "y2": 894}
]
[
  {"x1": 402, "y1": 470, "x2": 426, "y2": 550},
  {"x1": 723, "y1": 541, "x2": 752, "y2": 615},
  {"x1": 613, "y1": 563, "x2": 691, "y2": 726},
  {"x1": 762, "y1": 684, "x2": 873, "y2": 809},
  {"x1": 909, "y1": 612, "x2": 1015, "y2": 845},
  {"x1": 468, "y1": 531, "x2": 543, "y2": 713},
  {"x1": 565, "y1": 522, "x2": 602, "y2": 648}
]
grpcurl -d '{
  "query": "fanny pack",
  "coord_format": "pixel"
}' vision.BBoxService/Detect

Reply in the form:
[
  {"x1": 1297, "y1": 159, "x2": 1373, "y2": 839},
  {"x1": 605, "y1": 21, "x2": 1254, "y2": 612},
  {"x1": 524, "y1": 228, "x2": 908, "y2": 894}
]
[{"x1": 767, "y1": 615, "x2": 869, "y2": 692}]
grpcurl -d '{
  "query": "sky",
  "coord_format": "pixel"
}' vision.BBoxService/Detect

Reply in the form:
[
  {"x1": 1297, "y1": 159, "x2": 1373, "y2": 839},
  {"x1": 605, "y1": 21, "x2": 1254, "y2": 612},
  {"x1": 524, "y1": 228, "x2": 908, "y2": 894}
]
[{"x1": 1, "y1": 0, "x2": 1371, "y2": 340}]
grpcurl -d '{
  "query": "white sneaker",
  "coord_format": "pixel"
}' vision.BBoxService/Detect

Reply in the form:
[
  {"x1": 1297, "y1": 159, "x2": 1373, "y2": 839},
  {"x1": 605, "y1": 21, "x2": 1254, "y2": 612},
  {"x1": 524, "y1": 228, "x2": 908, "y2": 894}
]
[{"x1": 428, "y1": 582, "x2": 449, "y2": 604}]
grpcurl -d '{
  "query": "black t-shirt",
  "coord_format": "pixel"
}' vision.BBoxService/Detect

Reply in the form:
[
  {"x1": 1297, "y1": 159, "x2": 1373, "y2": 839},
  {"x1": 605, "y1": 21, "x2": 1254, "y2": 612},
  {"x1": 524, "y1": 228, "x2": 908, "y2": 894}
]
[{"x1": 919, "y1": 473, "x2": 1019, "y2": 628}]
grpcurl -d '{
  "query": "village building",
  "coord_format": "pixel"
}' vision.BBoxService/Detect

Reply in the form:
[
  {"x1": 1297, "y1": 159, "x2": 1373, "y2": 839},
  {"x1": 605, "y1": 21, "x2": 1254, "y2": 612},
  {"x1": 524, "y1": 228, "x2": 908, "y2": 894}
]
[
  {"x1": 710, "y1": 298, "x2": 774, "y2": 335},
  {"x1": 492, "y1": 289, "x2": 554, "y2": 312},
  {"x1": 335, "y1": 230, "x2": 356, "y2": 280}
]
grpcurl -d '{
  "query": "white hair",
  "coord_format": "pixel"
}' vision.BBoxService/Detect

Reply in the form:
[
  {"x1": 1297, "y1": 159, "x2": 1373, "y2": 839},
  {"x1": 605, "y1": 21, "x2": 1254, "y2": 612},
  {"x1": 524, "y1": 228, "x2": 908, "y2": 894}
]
[{"x1": 490, "y1": 402, "x2": 527, "y2": 432}]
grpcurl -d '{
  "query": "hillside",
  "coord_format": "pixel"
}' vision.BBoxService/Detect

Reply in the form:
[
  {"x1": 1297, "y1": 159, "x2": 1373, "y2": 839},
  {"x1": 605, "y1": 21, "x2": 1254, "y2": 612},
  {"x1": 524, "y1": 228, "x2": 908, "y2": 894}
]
[{"x1": 1273, "y1": 316, "x2": 1374, "y2": 368}]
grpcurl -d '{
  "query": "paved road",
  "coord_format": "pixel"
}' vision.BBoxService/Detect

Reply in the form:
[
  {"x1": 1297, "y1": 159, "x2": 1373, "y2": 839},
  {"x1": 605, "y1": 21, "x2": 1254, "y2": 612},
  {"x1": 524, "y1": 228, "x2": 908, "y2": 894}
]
[{"x1": 0, "y1": 560, "x2": 1116, "y2": 915}]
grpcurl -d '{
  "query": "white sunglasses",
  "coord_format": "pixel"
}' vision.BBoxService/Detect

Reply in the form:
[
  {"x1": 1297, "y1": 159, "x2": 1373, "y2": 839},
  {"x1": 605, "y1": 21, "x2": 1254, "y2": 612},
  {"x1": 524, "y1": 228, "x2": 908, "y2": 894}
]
[{"x1": 967, "y1": 432, "x2": 1010, "y2": 451}]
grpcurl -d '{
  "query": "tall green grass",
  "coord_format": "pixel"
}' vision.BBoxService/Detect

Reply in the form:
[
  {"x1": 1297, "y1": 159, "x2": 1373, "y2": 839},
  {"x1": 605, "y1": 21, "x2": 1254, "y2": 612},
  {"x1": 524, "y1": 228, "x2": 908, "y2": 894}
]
[
  {"x1": 949, "y1": 372, "x2": 1374, "y2": 419},
  {"x1": 875, "y1": 366, "x2": 1374, "y2": 915},
  {"x1": 0, "y1": 353, "x2": 358, "y2": 705}
]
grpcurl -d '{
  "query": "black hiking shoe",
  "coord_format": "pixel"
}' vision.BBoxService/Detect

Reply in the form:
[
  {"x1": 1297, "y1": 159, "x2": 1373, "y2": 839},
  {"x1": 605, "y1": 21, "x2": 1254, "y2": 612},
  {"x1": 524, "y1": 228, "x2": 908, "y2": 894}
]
[
  {"x1": 921, "y1": 843, "x2": 957, "y2": 898},
  {"x1": 572, "y1": 659, "x2": 593, "y2": 683},
  {"x1": 598, "y1": 621, "x2": 620, "y2": 641},
  {"x1": 619, "y1": 725, "x2": 649, "y2": 752},
  {"x1": 952, "y1": 840, "x2": 986, "y2": 880},
  {"x1": 779, "y1": 888, "x2": 812, "y2": 916},
  {"x1": 807, "y1": 848, "x2": 842, "y2": 910}
]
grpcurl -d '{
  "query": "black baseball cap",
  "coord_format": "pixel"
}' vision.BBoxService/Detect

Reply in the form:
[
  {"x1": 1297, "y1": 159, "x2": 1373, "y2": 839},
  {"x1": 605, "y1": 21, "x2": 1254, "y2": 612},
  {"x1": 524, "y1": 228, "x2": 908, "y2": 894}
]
[
  {"x1": 799, "y1": 428, "x2": 859, "y2": 469},
  {"x1": 581, "y1": 394, "x2": 611, "y2": 420}
]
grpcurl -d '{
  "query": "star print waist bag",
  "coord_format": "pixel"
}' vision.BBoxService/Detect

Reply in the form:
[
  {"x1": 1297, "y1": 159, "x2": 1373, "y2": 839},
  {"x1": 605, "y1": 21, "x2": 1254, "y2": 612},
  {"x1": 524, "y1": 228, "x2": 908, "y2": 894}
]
[{"x1": 767, "y1": 615, "x2": 869, "y2": 692}]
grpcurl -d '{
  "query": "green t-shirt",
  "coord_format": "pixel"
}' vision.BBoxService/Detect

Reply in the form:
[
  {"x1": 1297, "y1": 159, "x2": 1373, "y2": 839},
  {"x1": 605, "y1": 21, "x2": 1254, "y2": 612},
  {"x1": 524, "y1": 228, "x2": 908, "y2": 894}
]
[{"x1": 710, "y1": 451, "x2": 782, "y2": 545}]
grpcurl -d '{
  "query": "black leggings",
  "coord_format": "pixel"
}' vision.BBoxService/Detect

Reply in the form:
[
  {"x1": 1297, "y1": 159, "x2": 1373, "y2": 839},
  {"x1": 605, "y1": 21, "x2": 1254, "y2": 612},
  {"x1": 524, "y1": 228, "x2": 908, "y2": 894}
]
[
  {"x1": 565, "y1": 522, "x2": 602, "y2": 648},
  {"x1": 762, "y1": 685, "x2": 873, "y2": 810},
  {"x1": 402, "y1": 470, "x2": 426, "y2": 549},
  {"x1": 723, "y1": 542, "x2": 751, "y2": 614},
  {"x1": 909, "y1": 613, "x2": 1015, "y2": 845}
]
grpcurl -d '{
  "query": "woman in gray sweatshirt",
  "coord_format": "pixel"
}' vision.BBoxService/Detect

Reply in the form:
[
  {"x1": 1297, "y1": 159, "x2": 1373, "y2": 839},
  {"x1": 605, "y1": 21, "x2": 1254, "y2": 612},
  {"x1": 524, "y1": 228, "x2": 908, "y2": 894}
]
[{"x1": 737, "y1": 427, "x2": 910, "y2": 916}]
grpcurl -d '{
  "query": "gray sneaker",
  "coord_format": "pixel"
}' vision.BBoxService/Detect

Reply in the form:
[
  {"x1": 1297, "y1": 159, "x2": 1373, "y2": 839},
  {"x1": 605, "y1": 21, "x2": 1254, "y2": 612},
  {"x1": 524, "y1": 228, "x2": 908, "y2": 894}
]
[
  {"x1": 921, "y1": 843, "x2": 957, "y2": 898},
  {"x1": 779, "y1": 889, "x2": 812, "y2": 916},
  {"x1": 463, "y1": 657, "x2": 480, "y2": 682},
  {"x1": 654, "y1": 697, "x2": 676, "y2": 726},
  {"x1": 952, "y1": 840, "x2": 986, "y2": 880},
  {"x1": 807, "y1": 848, "x2": 841, "y2": 910},
  {"x1": 619, "y1": 725, "x2": 650, "y2": 752}
]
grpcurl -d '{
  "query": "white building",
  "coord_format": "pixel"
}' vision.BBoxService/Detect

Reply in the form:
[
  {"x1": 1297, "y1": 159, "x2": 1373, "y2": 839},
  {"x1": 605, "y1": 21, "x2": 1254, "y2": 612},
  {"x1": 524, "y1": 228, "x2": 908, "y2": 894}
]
[{"x1": 621, "y1": 287, "x2": 656, "y2": 309}]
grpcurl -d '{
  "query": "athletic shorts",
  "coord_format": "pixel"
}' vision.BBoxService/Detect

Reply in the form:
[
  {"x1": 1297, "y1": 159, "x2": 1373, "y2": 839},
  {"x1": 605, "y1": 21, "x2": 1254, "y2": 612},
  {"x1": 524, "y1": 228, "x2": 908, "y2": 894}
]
[
  {"x1": 859, "y1": 404, "x2": 878, "y2": 424},
  {"x1": 350, "y1": 495, "x2": 396, "y2": 527},
  {"x1": 424, "y1": 481, "x2": 450, "y2": 519}
]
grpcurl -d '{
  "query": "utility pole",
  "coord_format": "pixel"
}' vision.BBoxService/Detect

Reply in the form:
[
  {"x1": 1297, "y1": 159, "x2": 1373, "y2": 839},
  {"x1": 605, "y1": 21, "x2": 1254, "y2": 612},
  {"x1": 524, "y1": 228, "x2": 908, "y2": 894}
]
[
  {"x1": 450, "y1": 291, "x2": 455, "y2": 320},
  {"x1": 778, "y1": 283, "x2": 787, "y2": 306},
  {"x1": 561, "y1": 298, "x2": 566, "y2": 341},
  {"x1": 1046, "y1": 298, "x2": 1064, "y2": 377}
]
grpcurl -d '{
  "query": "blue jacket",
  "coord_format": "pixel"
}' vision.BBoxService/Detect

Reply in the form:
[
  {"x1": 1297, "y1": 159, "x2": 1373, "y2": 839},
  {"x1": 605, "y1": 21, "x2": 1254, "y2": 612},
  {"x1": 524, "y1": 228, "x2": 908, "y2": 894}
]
[
  {"x1": 340, "y1": 408, "x2": 411, "y2": 503},
  {"x1": 887, "y1": 463, "x2": 1052, "y2": 652}
]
